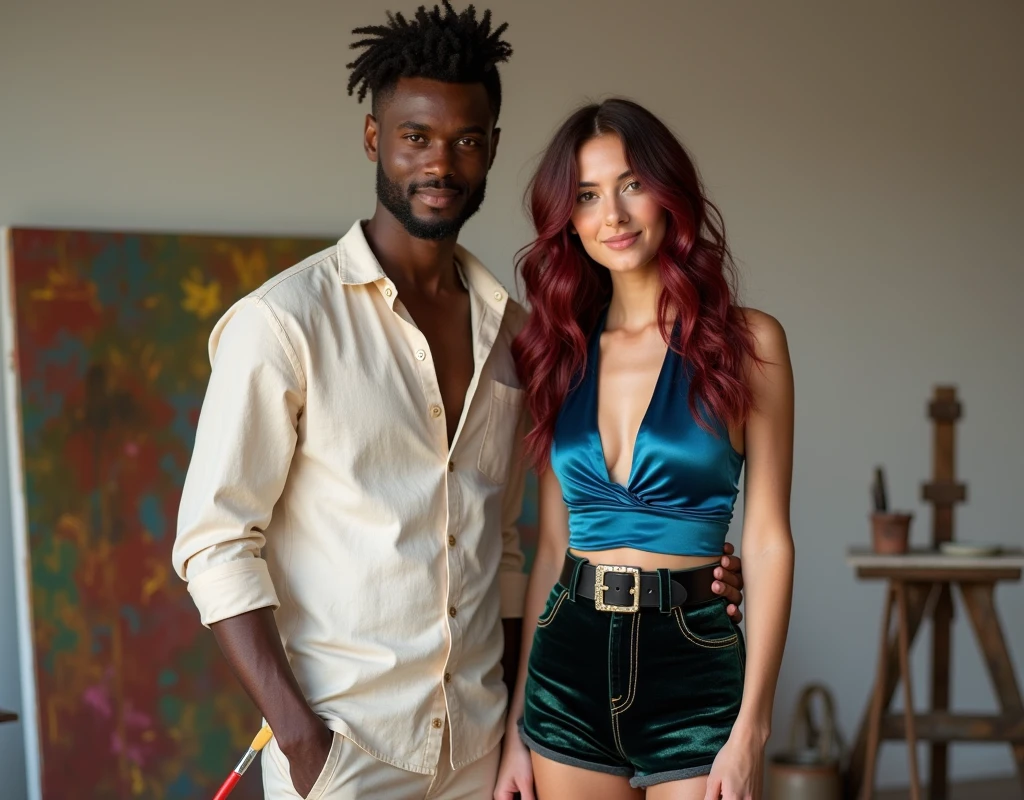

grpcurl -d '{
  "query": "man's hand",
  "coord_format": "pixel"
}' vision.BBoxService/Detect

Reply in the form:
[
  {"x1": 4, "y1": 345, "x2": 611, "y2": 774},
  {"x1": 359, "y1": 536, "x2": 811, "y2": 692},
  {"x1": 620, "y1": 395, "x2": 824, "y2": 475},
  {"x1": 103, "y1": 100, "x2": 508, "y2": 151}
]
[
  {"x1": 280, "y1": 716, "x2": 334, "y2": 797},
  {"x1": 713, "y1": 542, "x2": 745, "y2": 624}
]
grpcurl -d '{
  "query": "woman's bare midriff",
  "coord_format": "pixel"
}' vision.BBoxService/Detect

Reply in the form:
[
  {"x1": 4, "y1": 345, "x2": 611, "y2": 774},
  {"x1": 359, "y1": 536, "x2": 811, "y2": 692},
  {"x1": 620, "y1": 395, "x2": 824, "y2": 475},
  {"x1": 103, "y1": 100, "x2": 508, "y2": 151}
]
[{"x1": 569, "y1": 546, "x2": 720, "y2": 572}]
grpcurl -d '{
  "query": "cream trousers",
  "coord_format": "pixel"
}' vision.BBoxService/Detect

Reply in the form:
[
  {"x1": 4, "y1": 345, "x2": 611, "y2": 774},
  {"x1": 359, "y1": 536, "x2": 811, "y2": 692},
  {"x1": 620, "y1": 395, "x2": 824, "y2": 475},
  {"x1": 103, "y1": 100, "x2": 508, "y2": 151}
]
[{"x1": 261, "y1": 725, "x2": 500, "y2": 800}]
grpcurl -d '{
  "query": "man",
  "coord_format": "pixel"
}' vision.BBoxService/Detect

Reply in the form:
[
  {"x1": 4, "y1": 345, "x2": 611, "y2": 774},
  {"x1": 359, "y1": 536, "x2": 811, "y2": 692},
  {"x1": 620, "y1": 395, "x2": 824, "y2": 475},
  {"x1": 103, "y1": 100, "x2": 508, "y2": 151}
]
[{"x1": 172, "y1": 3, "x2": 745, "y2": 798}]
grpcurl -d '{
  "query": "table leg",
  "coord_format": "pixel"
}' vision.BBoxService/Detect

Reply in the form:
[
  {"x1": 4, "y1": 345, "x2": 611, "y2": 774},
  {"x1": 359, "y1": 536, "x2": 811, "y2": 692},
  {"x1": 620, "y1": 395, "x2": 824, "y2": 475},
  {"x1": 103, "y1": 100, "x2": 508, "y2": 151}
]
[
  {"x1": 896, "y1": 582, "x2": 922, "y2": 800},
  {"x1": 930, "y1": 583, "x2": 953, "y2": 800},
  {"x1": 959, "y1": 582, "x2": 1024, "y2": 791},
  {"x1": 862, "y1": 583, "x2": 896, "y2": 800},
  {"x1": 847, "y1": 583, "x2": 932, "y2": 799}
]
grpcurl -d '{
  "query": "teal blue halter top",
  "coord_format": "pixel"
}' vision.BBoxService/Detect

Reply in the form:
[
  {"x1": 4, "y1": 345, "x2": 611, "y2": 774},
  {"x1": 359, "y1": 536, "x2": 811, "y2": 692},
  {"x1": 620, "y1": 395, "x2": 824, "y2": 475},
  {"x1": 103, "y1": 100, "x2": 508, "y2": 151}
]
[{"x1": 551, "y1": 311, "x2": 744, "y2": 557}]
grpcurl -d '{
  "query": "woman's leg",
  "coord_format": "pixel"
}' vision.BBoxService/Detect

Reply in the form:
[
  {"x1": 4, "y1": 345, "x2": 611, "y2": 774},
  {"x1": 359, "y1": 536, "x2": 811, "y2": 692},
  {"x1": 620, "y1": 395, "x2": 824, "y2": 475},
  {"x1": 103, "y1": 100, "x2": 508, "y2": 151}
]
[
  {"x1": 645, "y1": 775, "x2": 710, "y2": 800},
  {"x1": 531, "y1": 753, "x2": 642, "y2": 800}
]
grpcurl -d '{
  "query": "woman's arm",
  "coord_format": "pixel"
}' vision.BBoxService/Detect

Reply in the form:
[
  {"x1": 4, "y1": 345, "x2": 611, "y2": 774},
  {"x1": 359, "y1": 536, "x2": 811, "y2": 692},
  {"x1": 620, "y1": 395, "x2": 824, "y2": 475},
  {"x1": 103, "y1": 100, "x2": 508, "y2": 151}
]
[
  {"x1": 707, "y1": 310, "x2": 795, "y2": 800},
  {"x1": 733, "y1": 310, "x2": 795, "y2": 739}
]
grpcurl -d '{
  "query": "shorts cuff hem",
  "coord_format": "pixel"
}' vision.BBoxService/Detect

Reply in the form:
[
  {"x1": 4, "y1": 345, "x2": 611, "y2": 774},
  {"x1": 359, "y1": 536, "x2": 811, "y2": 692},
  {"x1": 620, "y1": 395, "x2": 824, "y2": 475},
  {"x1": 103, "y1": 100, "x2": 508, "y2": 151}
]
[
  {"x1": 629, "y1": 763, "x2": 714, "y2": 788},
  {"x1": 517, "y1": 723, "x2": 632, "y2": 778}
]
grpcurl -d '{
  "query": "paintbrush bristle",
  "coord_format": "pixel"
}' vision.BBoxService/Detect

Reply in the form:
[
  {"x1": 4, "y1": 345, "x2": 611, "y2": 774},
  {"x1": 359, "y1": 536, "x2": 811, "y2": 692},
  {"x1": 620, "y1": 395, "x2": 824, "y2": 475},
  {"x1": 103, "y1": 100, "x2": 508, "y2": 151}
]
[{"x1": 250, "y1": 726, "x2": 273, "y2": 751}]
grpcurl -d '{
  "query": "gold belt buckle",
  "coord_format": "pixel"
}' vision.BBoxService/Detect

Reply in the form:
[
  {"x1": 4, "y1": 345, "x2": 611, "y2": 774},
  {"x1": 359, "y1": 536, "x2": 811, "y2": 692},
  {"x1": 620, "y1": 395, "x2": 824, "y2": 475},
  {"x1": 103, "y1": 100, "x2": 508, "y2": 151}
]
[{"x1": 594, "y1": 565, "x2": 641, "y2": 613}]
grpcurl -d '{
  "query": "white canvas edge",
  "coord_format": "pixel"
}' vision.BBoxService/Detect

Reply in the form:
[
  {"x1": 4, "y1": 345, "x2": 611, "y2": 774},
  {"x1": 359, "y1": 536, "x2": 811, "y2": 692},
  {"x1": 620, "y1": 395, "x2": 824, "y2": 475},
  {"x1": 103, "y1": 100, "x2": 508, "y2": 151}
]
[{"x1": 1, "y1": 227, "x2": 43, "y2": 800}]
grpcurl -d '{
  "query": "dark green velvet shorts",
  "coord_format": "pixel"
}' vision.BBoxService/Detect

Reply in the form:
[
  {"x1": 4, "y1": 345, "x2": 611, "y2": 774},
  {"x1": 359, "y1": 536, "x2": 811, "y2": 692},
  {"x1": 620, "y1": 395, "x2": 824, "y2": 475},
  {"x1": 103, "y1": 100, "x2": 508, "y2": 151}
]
[{"x1": 519, "y1": 563, "x2": 746, "y2": 789}]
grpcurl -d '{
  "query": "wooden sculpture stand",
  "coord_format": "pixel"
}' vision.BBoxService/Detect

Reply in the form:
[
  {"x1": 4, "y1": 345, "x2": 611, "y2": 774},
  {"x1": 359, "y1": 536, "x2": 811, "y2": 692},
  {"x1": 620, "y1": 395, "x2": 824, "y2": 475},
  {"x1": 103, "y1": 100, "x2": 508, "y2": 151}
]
[{"x1": 844, "y1": 387, "x2": 1024, "y2": 799}]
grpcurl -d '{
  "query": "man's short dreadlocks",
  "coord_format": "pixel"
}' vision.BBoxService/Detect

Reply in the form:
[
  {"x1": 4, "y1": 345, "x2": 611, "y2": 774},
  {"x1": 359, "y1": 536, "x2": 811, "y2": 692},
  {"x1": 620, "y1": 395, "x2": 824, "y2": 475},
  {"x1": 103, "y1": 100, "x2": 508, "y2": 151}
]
[{"x1": 346, "y1": 1, "x2": 512, "y2": 122}]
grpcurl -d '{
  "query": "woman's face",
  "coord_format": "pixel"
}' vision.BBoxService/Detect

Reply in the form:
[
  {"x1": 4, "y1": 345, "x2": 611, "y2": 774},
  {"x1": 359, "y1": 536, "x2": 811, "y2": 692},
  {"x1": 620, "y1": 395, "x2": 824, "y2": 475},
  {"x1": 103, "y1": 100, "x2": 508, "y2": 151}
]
[{"x1": 569, "y1": 134, "x2": 667, "y2": 275}]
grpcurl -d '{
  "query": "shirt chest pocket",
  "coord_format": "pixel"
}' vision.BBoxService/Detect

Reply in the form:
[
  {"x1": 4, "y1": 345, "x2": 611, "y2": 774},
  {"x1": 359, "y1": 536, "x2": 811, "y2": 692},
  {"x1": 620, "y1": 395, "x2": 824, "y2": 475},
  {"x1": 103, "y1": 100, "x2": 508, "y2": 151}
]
[{"x1": 477, "y1": 379, "x2": 524, "y2": 484}]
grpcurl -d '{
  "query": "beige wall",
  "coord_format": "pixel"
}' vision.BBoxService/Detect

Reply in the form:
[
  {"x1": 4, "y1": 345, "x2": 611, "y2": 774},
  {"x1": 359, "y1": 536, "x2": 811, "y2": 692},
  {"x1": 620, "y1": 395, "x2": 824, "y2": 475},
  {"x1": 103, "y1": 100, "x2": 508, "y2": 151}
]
[{"x1": 1, "y1": 1, "x2": 1022, "y2": 794}]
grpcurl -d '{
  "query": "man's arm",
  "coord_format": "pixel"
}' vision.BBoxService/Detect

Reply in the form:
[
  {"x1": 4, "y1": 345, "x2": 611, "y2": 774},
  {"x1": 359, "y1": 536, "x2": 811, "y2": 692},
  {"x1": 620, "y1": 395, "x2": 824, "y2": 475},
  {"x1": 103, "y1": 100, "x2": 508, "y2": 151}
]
[
  {"x1": 210, "y1": 610, "x2": 332, "y2": 789},
  {"x1": 497, "y1": 408, "x2": 530, "y2": 696},
  {"x1": 172, "y1": 299, "x2": 329, "y2": 796}
]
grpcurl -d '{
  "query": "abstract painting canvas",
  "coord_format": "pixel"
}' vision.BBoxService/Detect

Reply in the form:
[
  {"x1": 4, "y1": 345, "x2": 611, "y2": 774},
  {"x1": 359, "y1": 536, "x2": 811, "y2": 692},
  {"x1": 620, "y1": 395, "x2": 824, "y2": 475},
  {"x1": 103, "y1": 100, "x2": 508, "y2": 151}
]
[{"x1": 1, "y1": 228, "x2": 332, "y2": 799}]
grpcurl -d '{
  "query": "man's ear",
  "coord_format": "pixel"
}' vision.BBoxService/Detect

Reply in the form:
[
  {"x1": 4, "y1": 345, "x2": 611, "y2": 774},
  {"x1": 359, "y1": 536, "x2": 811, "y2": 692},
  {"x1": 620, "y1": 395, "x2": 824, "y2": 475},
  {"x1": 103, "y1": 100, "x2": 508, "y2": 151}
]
[{"x1": 364, "y1": 114, "x2": 379, "y2": 162}]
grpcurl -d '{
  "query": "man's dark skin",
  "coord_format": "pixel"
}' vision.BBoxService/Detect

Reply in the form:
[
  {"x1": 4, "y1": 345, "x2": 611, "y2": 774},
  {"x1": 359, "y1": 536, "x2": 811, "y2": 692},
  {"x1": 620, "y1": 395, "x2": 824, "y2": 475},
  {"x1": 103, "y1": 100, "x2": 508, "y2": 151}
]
[{"x1": 207, "y1": 77, "x2": 746, "y2": 797}]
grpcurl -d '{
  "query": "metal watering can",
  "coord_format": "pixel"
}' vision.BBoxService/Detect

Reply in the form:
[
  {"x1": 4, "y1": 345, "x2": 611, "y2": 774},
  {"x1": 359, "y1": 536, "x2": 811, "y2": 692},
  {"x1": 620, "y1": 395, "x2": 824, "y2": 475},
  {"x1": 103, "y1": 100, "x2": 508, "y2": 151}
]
[{"x1": 768, "y1": 683, "x2": 844, "y2": 800}]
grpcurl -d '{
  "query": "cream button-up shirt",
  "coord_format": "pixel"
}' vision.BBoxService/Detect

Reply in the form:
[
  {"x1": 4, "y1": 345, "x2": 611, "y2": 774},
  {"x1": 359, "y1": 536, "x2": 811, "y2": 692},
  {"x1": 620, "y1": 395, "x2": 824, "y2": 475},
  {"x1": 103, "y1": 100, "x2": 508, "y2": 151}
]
[{"x1": 172, "y1": 221, "x2": 529, "y2": 774}]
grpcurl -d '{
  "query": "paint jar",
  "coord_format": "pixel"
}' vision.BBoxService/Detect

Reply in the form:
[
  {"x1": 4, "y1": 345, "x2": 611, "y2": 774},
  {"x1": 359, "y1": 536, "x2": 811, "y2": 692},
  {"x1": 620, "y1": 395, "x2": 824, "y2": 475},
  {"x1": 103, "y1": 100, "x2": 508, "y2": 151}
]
[{"x1": 871, "y1": 512, "x2": 914, "y2": 555}]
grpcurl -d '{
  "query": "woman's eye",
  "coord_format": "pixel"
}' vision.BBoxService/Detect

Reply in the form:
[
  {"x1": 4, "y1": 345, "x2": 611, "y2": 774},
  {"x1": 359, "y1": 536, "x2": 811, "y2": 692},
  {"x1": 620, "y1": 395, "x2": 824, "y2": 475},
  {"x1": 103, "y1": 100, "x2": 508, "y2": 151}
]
[{"x1": 577, "y1": 191, "x2": 597, "y2": 203}]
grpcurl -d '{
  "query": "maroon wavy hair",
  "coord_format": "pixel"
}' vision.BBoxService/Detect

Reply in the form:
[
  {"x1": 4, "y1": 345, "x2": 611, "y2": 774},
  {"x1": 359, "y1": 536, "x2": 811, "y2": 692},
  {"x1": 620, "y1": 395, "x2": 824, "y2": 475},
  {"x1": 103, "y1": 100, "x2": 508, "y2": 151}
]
[{"x1": 513, "y1": 98, "x2": 759, "y2": 469}]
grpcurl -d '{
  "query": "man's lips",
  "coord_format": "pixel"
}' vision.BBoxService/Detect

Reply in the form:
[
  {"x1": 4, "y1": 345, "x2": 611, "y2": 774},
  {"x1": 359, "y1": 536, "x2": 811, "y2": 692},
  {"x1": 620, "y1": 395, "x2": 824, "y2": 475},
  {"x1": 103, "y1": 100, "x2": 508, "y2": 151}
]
[{"x1": 415, "y1": 188, "x2": 461, "y2": 209}]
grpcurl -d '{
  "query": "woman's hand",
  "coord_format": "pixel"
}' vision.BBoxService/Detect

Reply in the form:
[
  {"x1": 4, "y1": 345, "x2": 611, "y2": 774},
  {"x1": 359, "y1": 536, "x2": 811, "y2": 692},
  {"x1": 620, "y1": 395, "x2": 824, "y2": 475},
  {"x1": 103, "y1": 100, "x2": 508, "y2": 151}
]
[
  {"x1": 703, "y1": 727, "x2": 765, "y2": 800},
  {"x1": 494, "y1": 729, "x2": 535, "y2": 800}
]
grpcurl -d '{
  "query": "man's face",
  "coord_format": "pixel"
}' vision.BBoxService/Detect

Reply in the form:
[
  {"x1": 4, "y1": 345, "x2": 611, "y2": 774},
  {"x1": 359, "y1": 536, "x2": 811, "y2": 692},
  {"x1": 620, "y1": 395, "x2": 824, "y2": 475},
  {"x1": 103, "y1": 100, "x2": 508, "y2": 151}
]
[{"x1": 365, "y1": 77, "x2": 500, "y2": 241}]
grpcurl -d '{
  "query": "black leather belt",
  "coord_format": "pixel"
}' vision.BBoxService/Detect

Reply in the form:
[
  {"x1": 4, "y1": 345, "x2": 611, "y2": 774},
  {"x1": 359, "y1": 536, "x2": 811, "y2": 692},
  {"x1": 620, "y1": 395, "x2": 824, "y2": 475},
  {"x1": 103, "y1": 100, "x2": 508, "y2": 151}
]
[{"x1": 559, "y1": 555, "x2": 719, "y2": 612}]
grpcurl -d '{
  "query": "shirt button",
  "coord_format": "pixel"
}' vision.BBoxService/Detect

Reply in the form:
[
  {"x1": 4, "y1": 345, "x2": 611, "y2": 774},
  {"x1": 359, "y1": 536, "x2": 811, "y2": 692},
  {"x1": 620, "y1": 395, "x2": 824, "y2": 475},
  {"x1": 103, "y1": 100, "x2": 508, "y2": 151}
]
[
  {"x1": 493, "y1": 290, "x2": 503, "y2": 301},
  {"x1": 448, "y1": 460, "x2": 455, "y2": 472},
  {"x1": 415, "y1": 349, "x2": 426, "y2": 361},
  {"x1": 430, "y1": 405, "x2": 442, "y2": 418},
  {"x1": 432, "y1": 718, "x2": 443, "y2": 729},
  {"x1": 448, "y1": 535, "x2": 456, "y2": 547},
  {"x1": 384, "y1": 287, "x2": 393, "y2": 297},
  {"x1": 449, "y1": 606, "x2": 457, "y2": 618},
  {"x1": 444, "y1": 672, "x2": 452, "y2": 684}
]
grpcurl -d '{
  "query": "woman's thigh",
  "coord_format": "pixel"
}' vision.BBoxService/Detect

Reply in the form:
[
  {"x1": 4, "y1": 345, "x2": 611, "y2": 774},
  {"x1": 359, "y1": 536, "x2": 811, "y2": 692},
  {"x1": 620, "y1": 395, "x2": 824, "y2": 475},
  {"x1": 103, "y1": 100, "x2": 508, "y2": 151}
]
[
  {"x1": 531, "y1": 753, "x2": 643, "y2": 800},
  {"x1": 645, "y1": 775, "x2": 710, "y2": 800}
]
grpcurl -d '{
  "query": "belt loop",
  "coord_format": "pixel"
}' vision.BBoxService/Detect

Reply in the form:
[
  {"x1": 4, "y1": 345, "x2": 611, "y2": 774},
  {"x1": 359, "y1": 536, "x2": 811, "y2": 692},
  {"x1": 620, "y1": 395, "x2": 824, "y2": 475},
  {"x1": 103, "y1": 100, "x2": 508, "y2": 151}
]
[
  {"x1": 567, "y1": 554, "x2": 585, "y2": 602},
  {"x1": 656, "y1": 568, "x2": 673, "y2": 614}
]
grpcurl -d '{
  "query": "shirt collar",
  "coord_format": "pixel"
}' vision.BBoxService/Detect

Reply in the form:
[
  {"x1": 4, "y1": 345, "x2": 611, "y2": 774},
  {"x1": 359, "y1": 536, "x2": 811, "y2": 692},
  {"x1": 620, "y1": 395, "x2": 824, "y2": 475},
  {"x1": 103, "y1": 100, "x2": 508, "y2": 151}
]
[{"x1": 336, "y1": 220, "x2": 509, "y2": 315}]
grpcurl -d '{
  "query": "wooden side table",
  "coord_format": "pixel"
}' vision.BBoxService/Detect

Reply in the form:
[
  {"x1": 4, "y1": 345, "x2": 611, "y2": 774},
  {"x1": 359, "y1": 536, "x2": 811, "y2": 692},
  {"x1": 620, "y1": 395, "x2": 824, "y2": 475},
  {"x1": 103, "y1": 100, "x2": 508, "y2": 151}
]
[{"x1": 844, "y1": 549, "x2": 1024, "y2": 799}]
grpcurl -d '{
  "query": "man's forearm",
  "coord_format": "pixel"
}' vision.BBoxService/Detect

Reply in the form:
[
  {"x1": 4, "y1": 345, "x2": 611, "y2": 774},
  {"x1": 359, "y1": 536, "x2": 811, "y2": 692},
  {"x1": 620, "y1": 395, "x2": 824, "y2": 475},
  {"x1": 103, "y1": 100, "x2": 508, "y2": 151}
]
[{"x1": 210, "y1": 607, "x2": 321, "y2": 750}]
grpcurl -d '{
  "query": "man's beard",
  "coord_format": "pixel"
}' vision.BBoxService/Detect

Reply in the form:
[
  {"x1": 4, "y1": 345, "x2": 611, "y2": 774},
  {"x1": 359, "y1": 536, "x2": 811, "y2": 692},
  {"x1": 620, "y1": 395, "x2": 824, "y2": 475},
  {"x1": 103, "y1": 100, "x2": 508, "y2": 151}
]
[{"x1": 376, "y1": 163, "x2": 487, "y2": 241}]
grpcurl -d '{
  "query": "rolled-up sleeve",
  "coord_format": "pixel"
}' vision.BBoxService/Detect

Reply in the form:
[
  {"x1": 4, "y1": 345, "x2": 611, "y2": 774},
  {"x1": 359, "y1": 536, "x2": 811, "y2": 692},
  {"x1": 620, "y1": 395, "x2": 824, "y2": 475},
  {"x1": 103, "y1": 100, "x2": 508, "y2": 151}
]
[
  {"x1": 172, "y1": 296, "x2": 305, "y2": 627},
  {"x1": 498, "y1": 408, "x2": 530, "y2": 618}
]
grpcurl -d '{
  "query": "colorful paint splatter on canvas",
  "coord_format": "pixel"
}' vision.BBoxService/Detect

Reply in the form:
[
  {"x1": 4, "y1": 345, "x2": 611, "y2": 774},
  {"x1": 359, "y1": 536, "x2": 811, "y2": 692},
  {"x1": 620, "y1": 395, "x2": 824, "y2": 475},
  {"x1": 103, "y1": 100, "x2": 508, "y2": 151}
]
[
  {"x1": 5, "y1": 229, "x2": 332, "y2": 799},
  {"x1": 5, "y1": 227, "x2": 540, "y2": 799}
]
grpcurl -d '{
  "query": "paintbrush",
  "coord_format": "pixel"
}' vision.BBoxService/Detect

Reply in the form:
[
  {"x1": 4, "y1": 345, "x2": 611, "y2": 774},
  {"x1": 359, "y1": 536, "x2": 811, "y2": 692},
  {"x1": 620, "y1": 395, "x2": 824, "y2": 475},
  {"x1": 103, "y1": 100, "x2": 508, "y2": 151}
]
[{"x1": 213, "y1": 725, "x2": 273, "y2": 800}]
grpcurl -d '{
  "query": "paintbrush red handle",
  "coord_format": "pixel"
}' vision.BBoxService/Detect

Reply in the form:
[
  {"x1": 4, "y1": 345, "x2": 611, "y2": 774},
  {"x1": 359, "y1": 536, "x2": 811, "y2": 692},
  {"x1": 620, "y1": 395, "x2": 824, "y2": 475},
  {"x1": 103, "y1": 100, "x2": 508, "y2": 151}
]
[
  {"x1": 212, "y1": 771, "x2": 240, "y2": 800},
  {"x1": 211, "y1": 725, "x2": 273, "y2": 800}
]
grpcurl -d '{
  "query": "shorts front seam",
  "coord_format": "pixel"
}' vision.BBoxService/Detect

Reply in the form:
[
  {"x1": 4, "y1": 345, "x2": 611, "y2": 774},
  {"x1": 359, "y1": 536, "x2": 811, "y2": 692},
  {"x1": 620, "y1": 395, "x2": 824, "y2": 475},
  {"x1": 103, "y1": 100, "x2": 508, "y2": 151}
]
[
  {"x1": 612, "y1": 612, "x2": 641, "y2": 715},
  {"x1": 630, "y1": 763, "x2": 714, "y2": 788}
]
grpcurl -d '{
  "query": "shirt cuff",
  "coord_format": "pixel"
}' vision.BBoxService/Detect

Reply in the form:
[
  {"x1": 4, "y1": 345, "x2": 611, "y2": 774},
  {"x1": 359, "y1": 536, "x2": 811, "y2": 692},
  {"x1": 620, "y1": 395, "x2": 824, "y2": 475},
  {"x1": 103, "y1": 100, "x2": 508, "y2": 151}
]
[
  {"x1": 499, "y1": 570, "x2": 528, "y2": 618},
  {"x1": 186, "y1": 557, "x2": 280, "y2": 627}
]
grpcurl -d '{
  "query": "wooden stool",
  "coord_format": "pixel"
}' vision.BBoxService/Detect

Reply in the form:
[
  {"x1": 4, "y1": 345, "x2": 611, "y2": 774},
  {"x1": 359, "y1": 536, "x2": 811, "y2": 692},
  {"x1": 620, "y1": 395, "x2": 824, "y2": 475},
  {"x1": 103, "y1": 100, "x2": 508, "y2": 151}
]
[{"x1": 844, "y1": 549, "x2": 1024, "y2": 799}]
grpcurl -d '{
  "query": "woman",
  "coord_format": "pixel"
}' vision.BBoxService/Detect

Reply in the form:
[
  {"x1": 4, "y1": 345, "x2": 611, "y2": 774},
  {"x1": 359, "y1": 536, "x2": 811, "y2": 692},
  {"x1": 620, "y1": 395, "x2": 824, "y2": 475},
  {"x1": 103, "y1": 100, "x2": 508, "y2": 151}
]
[{"x1": 496, "y1": 99, "x2": 795, "y2": 800}]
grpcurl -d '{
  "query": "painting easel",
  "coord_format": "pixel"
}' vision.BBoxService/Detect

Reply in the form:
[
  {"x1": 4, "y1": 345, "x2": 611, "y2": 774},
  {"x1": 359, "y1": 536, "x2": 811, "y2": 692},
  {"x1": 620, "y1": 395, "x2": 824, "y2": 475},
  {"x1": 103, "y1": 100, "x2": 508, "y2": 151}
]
[{"x1": 844, "y1": 387, "x2": 1024, "y2": 799}]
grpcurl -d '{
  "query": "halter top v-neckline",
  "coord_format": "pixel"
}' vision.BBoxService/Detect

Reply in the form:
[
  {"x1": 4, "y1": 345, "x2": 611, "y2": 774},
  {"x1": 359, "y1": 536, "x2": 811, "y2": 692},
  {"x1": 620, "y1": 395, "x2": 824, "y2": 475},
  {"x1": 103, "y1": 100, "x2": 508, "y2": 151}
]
[{"x1": 592, "y1": 310, "x2": 674, "y2": 491}]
